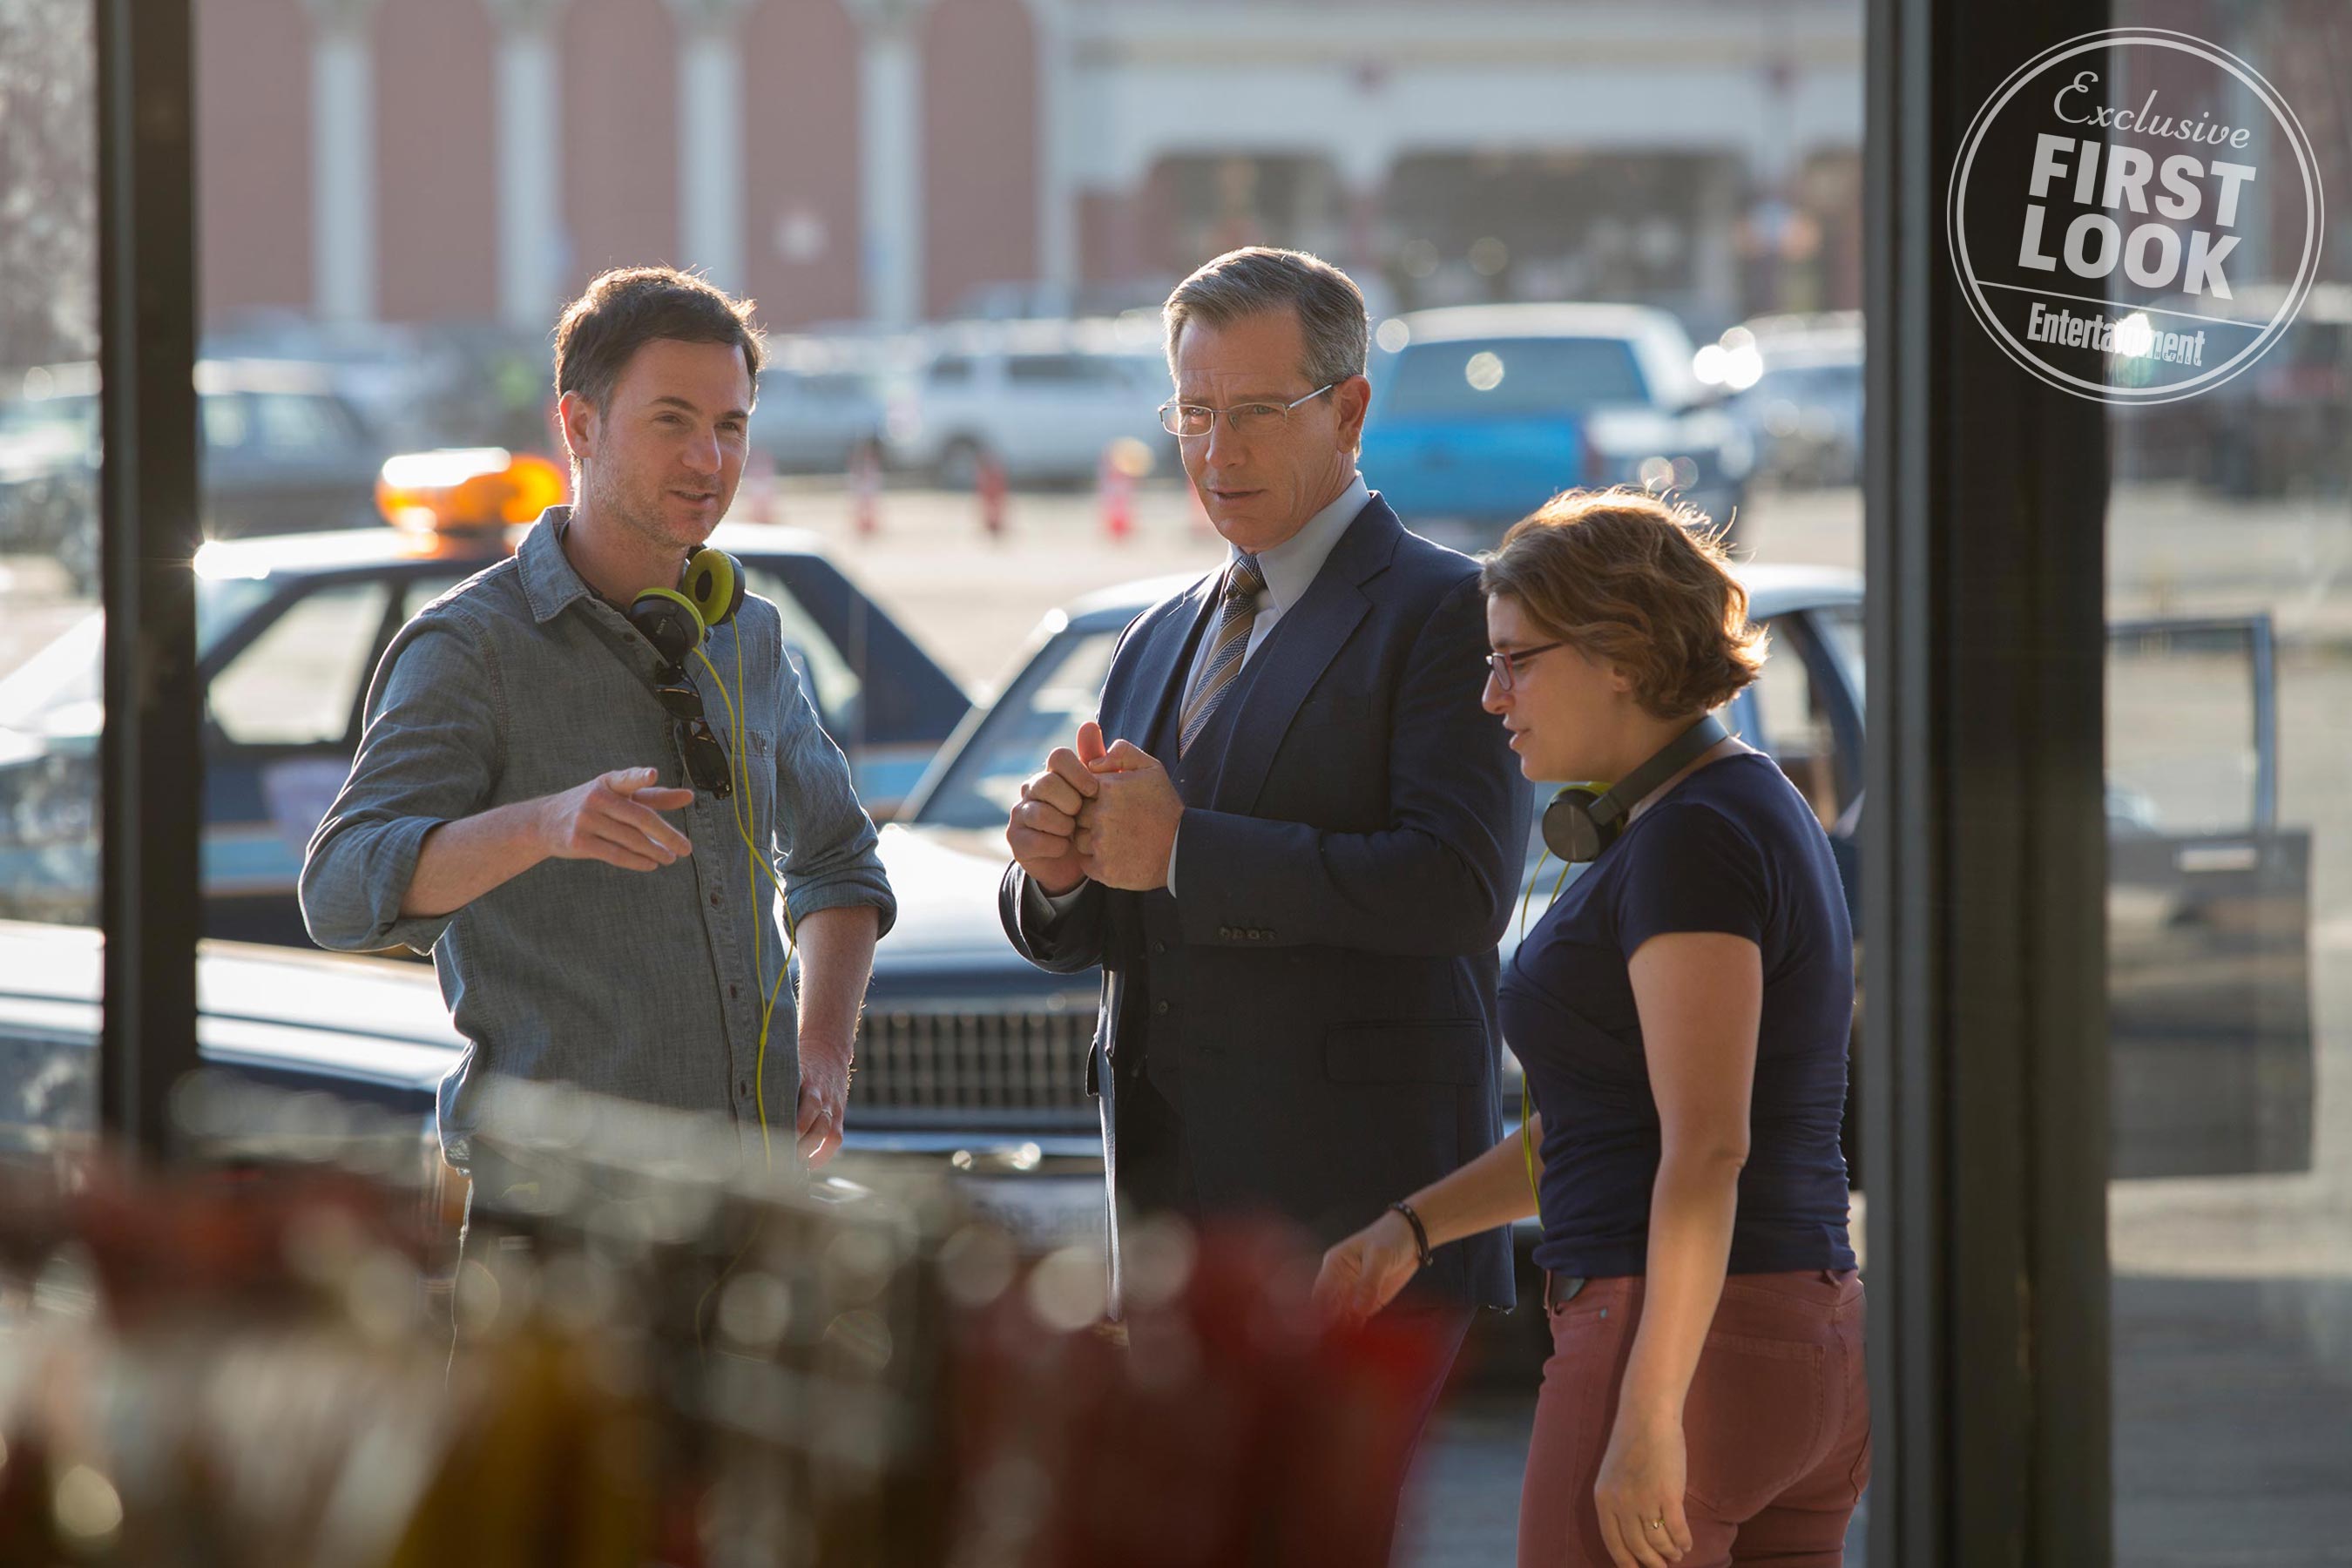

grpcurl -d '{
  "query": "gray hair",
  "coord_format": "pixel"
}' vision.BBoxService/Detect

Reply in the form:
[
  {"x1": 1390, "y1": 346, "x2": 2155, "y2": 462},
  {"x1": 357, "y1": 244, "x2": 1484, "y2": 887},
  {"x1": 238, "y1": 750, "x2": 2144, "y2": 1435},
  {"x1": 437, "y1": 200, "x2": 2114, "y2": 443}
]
[{"x1": 1163, "y1": 247, "x2": 1369, "y2": 389}]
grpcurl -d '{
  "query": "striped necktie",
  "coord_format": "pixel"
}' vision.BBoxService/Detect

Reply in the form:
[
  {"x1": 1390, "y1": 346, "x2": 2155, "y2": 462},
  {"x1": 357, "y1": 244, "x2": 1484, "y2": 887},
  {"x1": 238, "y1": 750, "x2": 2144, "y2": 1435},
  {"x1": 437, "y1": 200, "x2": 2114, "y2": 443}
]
[{"x1": 1177, "y1": 553, "x2": 1268, "y2": 757}]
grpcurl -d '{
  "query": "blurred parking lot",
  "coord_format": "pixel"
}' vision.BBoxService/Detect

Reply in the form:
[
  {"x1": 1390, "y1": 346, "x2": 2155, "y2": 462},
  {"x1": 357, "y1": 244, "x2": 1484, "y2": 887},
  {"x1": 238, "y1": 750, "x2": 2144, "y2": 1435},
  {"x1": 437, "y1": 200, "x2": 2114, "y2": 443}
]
[{"x1": 10, "y1": 471, "x2": 2349, "y2": 1564}]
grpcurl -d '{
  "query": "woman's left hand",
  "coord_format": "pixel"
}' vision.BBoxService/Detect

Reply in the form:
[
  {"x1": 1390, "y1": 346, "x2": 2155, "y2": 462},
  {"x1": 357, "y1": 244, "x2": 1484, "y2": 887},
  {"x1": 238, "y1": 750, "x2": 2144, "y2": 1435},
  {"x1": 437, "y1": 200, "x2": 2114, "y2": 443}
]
[{"x1": 1592, "y1": 1406, "x2": 1693, "y2": 1568}]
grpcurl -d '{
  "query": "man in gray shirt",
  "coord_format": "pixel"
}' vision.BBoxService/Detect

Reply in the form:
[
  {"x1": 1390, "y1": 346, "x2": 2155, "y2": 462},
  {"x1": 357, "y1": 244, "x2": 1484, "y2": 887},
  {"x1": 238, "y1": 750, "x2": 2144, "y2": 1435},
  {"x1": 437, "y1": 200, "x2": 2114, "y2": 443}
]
[{"x1": 301, "y1": 267, "x2": 893, "y2": 1177}]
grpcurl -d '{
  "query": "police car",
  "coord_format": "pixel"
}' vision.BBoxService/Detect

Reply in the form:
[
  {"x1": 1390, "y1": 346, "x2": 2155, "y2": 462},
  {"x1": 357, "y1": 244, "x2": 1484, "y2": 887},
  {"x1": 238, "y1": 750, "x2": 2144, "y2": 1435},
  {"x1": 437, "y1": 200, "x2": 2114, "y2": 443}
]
[{"x1": 0, "y1": 449, "x2": 970, "y2": 947}]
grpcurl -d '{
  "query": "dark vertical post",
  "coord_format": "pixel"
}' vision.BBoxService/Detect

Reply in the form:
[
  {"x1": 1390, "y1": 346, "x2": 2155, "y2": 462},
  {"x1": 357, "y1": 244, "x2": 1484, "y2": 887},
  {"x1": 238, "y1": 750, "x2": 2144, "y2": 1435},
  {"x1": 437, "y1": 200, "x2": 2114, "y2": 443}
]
[
  {"x1": 1862, "y1": 0, "x2": 2114, "y2": 1562},
  {"x1": 95, "y1": 0, "x2": 202, "y2": 1156}
]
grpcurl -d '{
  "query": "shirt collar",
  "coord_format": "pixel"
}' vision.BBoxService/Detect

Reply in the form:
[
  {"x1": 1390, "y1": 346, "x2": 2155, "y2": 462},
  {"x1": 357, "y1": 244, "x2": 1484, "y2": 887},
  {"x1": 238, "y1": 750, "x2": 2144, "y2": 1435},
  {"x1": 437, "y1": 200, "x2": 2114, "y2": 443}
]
[
  {"x1": 1235, "y1": 472, "x2": 1369, "y2": 614},
  {"x1": 517, "y1": 504, "x2": 596, "y2": 625}
]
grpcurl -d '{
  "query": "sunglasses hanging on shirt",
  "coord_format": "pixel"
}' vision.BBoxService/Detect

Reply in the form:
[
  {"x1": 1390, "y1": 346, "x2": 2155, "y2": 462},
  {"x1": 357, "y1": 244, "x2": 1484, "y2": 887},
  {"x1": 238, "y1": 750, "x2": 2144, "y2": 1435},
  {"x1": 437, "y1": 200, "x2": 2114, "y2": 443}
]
[{"x1": 647, "y1": 669, "x2": 734, "y2": 798}]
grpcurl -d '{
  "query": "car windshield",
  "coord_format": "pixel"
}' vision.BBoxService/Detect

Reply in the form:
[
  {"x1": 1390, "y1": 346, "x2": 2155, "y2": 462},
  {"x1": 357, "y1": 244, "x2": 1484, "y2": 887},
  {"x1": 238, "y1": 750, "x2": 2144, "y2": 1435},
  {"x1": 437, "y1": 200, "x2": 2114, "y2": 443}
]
[
  {"x1": 910, "y1": 623, "x2": 1123, "y2": 828},
  {"x1": 1382, "y1": 337, "x2": 1651, "y2": 418},
  {"x1": 0, "y1": 578, "x2": 272, "y2": 737}
]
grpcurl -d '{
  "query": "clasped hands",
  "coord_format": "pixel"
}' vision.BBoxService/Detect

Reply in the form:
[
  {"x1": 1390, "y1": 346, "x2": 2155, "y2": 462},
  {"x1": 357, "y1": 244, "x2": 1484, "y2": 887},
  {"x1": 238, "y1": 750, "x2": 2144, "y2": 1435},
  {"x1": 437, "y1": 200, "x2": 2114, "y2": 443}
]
[{"x1": 1004, "y1": 719, "x2": 1184, "y2": 896}]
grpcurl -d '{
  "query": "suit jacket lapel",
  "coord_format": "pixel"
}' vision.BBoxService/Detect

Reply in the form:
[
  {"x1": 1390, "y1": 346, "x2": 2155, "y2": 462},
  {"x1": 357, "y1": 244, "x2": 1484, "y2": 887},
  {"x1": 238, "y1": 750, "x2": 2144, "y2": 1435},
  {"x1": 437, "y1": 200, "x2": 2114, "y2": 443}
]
[
  {"x1": 1104, "y1": 570, "x2": 1220, "y2": 755},
  {"x1": 1209, "y1": 496, "x2": 1403, "y2": 816}
]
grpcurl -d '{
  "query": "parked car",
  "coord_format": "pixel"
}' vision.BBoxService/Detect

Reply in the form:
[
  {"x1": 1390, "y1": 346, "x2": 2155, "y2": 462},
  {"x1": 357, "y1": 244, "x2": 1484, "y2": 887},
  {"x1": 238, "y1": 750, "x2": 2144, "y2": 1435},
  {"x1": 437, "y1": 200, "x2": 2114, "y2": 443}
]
[
  {"x1": 0, "y1": 918, "x2": 1073, "y2": 1246},
  {"x1": 746, "y1": 364, "x2": 888, "y2": 475},
  {"x1": 203, "y1": 312, "x2": 476, "y2": 452},
  {"x1": 1358, "y1": 304, "x2": 1754, "y2": 547},
  {"x1": 1721, "y1": 322, "x2": 1864, "y2": 489},
  {"x1": 2133, "y1": 282, "x2": 2352, "y2": 498},
  {"x1": 856, "y1": 561, "x2": 2315, "y2": 1230},
  {"x1": 0, "y1": 359, "x2": 391, "y2": 592},
  {"x1": 839, "y1": 564, "x2": 1870, "y2": 1267},
  {"x1": 888, "y1": 324, "x2": 1173, "y2": 487},
  {"x1": 0, "y1": 455, "x2": 971, "y2": 944}
]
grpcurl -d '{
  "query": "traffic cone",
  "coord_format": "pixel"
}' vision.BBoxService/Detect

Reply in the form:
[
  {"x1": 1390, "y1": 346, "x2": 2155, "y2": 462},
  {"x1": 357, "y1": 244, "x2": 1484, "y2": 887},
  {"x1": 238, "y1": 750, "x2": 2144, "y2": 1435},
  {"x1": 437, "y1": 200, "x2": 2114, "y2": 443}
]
[
  {"x1": 743, "y1": 447, "x2": 780, "y2": 524},
  {"x1": 1098, "y1": 443, "x2": 1135, "y2": 543},
  {"x1": 977, "y1": 449, "x2": 1010, "y2": 539},
  {"x1": 848, "y1": 440, "x2": 882, "y2": 537}
]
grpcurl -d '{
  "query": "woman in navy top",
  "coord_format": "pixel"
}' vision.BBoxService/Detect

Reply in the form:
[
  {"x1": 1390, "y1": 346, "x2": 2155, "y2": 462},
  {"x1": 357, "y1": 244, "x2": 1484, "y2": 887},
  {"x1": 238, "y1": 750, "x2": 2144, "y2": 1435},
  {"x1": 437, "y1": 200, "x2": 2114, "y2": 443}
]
[{"x1": 1316, "y1": 489, "x2": 1869, "y2": 1568}]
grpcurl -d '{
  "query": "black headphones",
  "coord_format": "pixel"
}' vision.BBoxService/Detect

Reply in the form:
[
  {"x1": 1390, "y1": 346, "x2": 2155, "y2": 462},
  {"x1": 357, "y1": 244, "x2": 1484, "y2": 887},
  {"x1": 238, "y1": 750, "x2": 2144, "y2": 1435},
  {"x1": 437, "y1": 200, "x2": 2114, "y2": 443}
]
[
  {"x1": 1540, "y1": 713, "x2": 1732, "y2": 862},
  {"x1": 627, "y1": 546, "x2": 746, "y2": 666}
]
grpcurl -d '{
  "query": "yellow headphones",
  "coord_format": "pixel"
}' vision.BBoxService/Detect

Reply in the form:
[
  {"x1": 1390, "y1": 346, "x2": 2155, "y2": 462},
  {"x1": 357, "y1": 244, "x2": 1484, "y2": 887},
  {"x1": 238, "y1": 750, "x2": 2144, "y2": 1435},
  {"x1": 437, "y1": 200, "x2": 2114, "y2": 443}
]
[{"x1": 627, "y1": 546, "x2": 745, "y2": 665}]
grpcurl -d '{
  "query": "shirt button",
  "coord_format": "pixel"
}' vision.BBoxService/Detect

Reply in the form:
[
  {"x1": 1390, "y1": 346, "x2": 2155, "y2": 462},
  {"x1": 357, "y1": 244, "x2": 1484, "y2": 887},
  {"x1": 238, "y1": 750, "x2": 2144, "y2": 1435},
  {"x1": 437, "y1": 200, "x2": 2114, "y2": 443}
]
[
  {"x1": 1152, "y1": 941, "x2": 1167, "y2": 956},
  {"x1": 1153, "y1": 1000, "x2": 1171, "y2": 1016},
  {"x1": 710, "y1": 892, "x2": 723, "y2": 908}
]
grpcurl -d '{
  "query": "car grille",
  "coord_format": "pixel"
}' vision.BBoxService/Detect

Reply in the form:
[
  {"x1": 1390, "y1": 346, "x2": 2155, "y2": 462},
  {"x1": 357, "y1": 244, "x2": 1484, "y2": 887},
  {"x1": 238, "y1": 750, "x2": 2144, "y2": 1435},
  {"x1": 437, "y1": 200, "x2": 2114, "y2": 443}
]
[{"x1": 854, "y1": 1000, "x2": 1098, "y2": 1125}]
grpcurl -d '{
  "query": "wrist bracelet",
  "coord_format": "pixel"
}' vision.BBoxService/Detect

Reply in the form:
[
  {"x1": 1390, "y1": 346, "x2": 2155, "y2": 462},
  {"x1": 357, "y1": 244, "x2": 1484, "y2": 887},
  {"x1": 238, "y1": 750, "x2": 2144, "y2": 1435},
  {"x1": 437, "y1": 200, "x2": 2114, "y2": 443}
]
[{"x1": 1389, "y1": 1200, "x2": 1434, "y2": 1269}]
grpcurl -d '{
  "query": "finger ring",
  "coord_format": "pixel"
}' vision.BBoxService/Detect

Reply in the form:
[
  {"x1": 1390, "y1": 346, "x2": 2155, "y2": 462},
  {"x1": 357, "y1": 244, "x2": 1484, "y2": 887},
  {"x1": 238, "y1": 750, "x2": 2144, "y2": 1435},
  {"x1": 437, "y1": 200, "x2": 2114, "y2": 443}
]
[{"x1": 1647, "y1": 1518, "x2": 1665, "y2": 1531}]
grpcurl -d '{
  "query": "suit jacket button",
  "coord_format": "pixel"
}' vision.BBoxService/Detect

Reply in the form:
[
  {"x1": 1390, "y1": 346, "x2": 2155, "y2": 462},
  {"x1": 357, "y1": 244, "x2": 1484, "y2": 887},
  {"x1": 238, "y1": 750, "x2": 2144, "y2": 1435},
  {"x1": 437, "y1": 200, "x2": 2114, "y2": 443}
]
[
  {"x1": 1216, "y1": 926, "x2": 1232, "y2": 941},
  {"x1": 1153, "y1": 1000, "x2": 1171, "y2": 1016},
  {"x1": 1152, "y1": 940, "x2": 1167, "y2": 956}
]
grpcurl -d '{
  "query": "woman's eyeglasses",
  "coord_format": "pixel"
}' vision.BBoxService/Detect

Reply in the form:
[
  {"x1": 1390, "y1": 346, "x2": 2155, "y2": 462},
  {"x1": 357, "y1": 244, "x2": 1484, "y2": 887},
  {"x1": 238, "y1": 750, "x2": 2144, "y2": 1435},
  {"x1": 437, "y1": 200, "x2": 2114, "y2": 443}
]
[
  {"x1": 1484, "y1": 640, "x2": 1567, "y2": 693},
  {"x1": 651, "y1": 666, "x2": 733, "y2": 798}
]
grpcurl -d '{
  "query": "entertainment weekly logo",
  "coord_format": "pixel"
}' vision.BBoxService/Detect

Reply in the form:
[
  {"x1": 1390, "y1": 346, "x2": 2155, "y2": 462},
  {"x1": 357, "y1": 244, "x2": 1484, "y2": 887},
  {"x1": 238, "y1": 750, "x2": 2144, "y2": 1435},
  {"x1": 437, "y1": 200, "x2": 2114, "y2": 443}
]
[{"x1": 1948, "y1": 29, "x2": 2323, "y2": 406}]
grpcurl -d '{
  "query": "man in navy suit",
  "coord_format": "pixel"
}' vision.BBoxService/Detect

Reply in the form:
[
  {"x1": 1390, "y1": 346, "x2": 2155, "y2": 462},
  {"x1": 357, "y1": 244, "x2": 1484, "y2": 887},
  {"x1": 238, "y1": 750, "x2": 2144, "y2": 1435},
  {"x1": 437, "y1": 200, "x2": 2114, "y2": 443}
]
[{"x1": 997, "y1": 248, "x2": 1529, "y2": 1356}]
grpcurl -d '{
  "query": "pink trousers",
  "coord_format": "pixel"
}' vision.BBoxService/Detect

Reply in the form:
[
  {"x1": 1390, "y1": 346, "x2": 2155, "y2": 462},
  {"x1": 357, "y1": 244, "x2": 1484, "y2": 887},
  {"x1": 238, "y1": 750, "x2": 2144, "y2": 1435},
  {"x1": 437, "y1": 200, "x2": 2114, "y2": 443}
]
[{"x1": 1517, "y1": 1269, "x2": 1870, "y2": 1568}]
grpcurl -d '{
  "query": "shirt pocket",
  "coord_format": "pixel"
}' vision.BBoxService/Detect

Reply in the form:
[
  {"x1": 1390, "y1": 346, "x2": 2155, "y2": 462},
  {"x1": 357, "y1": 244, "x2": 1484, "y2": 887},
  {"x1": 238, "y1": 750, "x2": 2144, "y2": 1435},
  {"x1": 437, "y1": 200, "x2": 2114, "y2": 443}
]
[{"x1": 735, "y1": 713, "x2": 780, "y2": 834}]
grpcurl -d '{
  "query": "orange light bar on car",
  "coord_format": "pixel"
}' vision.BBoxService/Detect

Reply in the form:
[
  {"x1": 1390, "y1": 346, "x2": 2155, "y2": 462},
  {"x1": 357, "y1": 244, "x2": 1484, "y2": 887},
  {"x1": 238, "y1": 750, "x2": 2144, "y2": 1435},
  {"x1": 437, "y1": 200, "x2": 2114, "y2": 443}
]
[{"x1": 375, "y1": 448, "x2": 567, "y2": 537}]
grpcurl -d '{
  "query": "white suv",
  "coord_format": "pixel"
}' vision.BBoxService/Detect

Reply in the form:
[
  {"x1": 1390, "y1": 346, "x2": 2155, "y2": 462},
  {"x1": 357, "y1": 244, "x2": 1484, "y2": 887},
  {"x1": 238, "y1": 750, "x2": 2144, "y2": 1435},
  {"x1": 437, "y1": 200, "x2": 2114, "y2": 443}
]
[{"x1": 889, "y1": 327, "x2": 1174, "y2": 487}]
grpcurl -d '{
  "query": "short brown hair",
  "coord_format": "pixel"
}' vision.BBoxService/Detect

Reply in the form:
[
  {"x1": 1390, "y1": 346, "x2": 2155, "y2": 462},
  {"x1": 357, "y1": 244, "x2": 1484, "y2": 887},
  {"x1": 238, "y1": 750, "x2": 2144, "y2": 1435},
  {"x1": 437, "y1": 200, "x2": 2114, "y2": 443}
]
[
  {"x1": 551, "y1": 266, "x2": 764, "y2": 412},
  {"x1": 1163, "y1": 247, "x2": 1369, "y2": 389},
  {"x1": 1479, "y1": 488, "x2": 1765, "y2": 720}
]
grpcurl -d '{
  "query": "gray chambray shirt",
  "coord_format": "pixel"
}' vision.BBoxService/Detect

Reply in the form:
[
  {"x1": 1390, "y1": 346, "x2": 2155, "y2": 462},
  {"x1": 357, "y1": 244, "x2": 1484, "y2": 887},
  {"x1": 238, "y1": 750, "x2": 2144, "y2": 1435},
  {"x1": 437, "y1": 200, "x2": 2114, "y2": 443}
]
[{"x1": 300, "y1": 507, "x2": 896, "y2": 1167}]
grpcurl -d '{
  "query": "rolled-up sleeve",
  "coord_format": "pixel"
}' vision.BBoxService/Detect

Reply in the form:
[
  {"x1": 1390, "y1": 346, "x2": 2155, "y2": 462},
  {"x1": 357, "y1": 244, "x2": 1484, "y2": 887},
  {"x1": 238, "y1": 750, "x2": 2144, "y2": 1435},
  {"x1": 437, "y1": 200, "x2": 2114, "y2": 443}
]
[
  {"x1": 300, "y1": 612, "x2": 503, "y2": 954},
  {"x1": 771, "y1": 655, "x2": 896, "y2": 939}
]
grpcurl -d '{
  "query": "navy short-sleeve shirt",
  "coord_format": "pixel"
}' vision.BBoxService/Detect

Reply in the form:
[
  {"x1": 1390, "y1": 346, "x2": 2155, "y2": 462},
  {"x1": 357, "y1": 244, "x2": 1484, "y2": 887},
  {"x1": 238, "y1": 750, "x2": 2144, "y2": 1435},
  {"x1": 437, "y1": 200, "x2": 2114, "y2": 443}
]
[{"x1": 1500, "y1": 751, "x2": 1857, "y2": 1278}]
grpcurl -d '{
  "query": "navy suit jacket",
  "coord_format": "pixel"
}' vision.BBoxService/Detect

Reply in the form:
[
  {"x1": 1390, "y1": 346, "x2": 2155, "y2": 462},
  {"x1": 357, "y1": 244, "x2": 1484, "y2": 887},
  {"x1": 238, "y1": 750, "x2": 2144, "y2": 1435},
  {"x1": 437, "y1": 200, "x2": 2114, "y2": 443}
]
[{"x1": 997, "y1": 494, "x2": 1529, "y2": 1308}]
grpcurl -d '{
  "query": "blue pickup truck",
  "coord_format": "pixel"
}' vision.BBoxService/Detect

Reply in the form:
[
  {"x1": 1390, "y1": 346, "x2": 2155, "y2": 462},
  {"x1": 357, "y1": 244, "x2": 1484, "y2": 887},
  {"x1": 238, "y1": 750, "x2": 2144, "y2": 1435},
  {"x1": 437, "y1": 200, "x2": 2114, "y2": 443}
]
[{"x1": 1359, "y1": 303, "x2": 1754, "y2": 545}]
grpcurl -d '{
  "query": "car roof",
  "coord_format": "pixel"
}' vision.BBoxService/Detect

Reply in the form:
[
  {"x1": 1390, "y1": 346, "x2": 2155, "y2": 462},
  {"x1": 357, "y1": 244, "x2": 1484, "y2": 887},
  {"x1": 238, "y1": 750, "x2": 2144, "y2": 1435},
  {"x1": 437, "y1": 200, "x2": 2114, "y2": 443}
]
[
  {"x1": 1757, "y1": 339, "x2": 1863, "y2": 370},
  {"x1": 190, "y1": 516, "x2": 837, "y2": 585},
  {"x1": 923, "y1": 316, "x2": 1165, "y2": 361},
  {"x1": 1387, "y1": 305, "x2": 1705, "y2": 404},
  {"x1": 1392, "y1": 303, "x2": 1691, "y2": 346},
  {"x1": 1063, "y1": 569, "x2": 1213, "y2": 625},
  {"x1": 1735, "y1": 561, "x2": 1863, "y2": 616},
  {"x1": 1058, "y1": 558, "x2": 1861, "y2": 627}
]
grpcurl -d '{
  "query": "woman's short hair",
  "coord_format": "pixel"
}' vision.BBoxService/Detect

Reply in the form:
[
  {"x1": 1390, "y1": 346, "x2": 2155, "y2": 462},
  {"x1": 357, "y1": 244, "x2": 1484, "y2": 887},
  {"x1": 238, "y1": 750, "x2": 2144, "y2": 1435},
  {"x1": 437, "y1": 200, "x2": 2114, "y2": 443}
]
[{"x1": 1479, "y1": 488, "x2": 1766, "y2": 720}]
